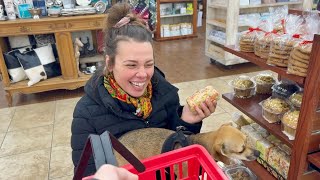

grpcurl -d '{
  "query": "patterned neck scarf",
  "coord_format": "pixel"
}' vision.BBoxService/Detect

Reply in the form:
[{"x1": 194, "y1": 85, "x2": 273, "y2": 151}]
[{"x1": 104, "y1": 73, "x2": 152, "y2": 119}]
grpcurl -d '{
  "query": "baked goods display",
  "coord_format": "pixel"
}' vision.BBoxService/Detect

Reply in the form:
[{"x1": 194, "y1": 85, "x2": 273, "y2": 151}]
[
  {"x1": 230, "y1": 76, "x2": 255, "y2": 98},
  {"x1": 186, "y1": 86, "x2": 219, "y2": 113},
  {"x1": 287, "y1": 43, "x2": 312, "y2": 77},
  {"x1": 254, "y1": 35, "x2": 273, "y2": 60},
  {"x1": 239, "y1": 33, "x2": 256, "y2": 53},
  {"x1": 252, "y1": 74, "x2": 276, "y2": 94},
  {"x1": 281, "y1": 110, "x2": 300, "y2": 140},
  {"x1": 267, "y1": 39, "x2": 295, "y2": 67},
  {"x1": 289, "y1": 92, "x2": 303, "y2": 109},
  {"x1": 261, "y1": 98, "x2": 290, "y2": 123}
]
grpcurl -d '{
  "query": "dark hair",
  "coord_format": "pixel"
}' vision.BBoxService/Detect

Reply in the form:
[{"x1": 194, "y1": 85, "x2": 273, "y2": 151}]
[{"x1": 103, "y1": 3, "x2": 153, "y2": 75}]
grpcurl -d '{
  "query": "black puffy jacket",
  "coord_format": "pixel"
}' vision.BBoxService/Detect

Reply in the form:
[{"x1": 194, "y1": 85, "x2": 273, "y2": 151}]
[{"x1": 71, "y1": 68, "x2": 202, "y2": 176}]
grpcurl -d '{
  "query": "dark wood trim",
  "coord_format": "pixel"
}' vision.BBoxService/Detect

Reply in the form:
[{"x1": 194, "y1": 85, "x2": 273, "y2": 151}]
[
  {"x1": 288, "y1": 34, "x2": 320, "y2": 179},
  {"x1": 308, "y1": 152, "x2": 320, "y2": 169},
  {"x1": 154, "y1": 34, "x2": 198, "y2": 41}
]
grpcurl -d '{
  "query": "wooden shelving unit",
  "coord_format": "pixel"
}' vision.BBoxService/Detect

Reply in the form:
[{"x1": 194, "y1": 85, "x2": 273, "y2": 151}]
[
  {"x1": 205, "y1": 0, "x2": 306, "y2": 66},
  {"x1": 222, "y1": 33, "x2": 320, "y2": 179},
  {"x1": 154, "y1": 0, "x2": 198, "y2": 41},
  {"x1": 0, "y1": 14, "x2": 107, "y2": 106}
]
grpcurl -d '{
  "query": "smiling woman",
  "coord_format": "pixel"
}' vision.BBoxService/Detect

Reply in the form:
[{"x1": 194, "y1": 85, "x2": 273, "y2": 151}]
[{"x1": 71, "y1": 2, "x2": 218, "y2": 177}]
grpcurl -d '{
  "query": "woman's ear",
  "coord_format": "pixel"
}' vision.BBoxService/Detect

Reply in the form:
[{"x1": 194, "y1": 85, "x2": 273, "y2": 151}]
[{"x1": 105, "y1": 55, "x2": 112, "y2": 72}]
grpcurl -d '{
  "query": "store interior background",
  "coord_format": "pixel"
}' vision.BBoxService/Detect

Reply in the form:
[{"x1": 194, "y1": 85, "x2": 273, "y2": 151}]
[{"x1": 0, "y1": 0, "x2": 319, "y2": 179}]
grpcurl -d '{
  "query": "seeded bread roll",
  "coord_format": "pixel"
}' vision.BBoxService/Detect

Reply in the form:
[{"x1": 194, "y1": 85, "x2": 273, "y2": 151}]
[{"x1": 186, "y1": 86, "x2": 219, "y2": 112}]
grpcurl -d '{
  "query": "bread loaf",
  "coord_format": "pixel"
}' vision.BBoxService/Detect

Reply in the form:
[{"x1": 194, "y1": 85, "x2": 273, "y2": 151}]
[{"x1": 186, "y1": 86, "x2": 219, "y2": 112}]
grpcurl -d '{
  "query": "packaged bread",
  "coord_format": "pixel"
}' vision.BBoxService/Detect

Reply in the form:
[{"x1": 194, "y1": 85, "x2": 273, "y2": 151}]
[
  {"x1": 289, "y1": 91, "x2": 303, "y2": 109},
  {"x1": 240, "y1": 125, "x2": 255, "y2": 137},
  {"x1": 261, "y1": 97, "x2": 290, "y2": 123},
  {"x1": 229, "y1": 75, "x2": 255, "y2": 98},
  {"x1": 252, "y1": 73, "x2": 276, "y2": 94},
  {"x1": 266, "y1": 135, "x2": 282, "y2": 147},
  {"x1": 232, "y1": 112, "x2": 251, "y2": 129},
  {"x1": 256, "y1": 139, "x2": 274, "y2": 165},
  {"x1": 279, "y1": 154, "x2": 290, "y2": 179},
  {"x1": 281, "y1": 110, "x2": 300, "y2": 140},
  {"x1": 267, "y1": 147, "x2": 286, "y2": 175},
  {"x1": 186, "y1": 86, "x2": 219, "y2": 112},
  {"x1": 247, "y1": 131, "x2": 263, "y2": 149}
]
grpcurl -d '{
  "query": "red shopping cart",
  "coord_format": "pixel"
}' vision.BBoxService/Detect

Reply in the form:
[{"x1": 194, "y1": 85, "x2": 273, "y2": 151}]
[{"x1": 75, "y1": 131, "x2": 227, "y2": 180}]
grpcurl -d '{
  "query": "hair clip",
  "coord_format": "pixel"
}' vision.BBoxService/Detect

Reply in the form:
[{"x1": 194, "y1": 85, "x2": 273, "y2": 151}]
[{"x1": 113, "y1": 16, "x2": 131, "y2": 28}]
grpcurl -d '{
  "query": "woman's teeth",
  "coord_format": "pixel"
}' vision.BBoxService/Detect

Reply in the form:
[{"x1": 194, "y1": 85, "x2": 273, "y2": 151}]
[{"x1": 131, "y1": 82, "x2": 145, "y2": 87}]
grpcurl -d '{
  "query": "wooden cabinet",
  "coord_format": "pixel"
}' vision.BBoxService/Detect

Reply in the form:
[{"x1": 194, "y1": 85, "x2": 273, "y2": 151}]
[
  {"x1": 205, "y1": 0, "x2": 308, "y2": 66},
  {"x1": 222, "y1": 26, "x2": 320, "y2": 180},
  {"x1": 0, "y1": 14, "x2": 107, "y2": 106},
  {"x1": 154, "y1": 0, "x2": 198, "y2": 41}
]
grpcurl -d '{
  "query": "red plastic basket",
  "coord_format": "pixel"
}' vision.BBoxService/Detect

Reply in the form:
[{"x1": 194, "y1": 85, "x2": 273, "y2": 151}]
[{"x1": 83, "y1": 144, "x2": 227, "y2": 180}]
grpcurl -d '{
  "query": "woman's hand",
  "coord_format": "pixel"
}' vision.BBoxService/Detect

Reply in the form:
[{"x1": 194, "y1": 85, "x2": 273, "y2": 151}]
[
  {"x1": 93, "y1": 164, "x2": 138, "y2": 180},
  {"x1": 181, "y1": 99, "x2": 217, "y2": 124}
]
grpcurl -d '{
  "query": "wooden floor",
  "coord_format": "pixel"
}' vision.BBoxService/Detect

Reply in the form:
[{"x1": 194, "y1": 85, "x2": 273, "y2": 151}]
[{"x1": 0, "y1": 26, "x2": 261, "y2": 108}]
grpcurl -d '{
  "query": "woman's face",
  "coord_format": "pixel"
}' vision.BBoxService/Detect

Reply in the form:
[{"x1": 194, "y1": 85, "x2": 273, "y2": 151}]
[{"x1": 107, "y1": 40, "x2": 154, "y2": 98}]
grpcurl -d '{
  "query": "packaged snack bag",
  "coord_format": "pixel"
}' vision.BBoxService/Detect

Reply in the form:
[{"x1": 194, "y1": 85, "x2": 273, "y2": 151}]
[
  {"x1": 237, "y1": 16, "x2": 263, "y2": 53},
  {"x1": 267, "y1": 14, "x2": 304, "y2": 67},
  {"x1": 287, "y1": 12, "x2": 320, "y2": 77}
]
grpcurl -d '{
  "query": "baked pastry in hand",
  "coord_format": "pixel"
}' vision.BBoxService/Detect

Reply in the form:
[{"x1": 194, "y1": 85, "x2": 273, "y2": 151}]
[{"x1": 186, "y1": 86, "x2": 219, "y2": 112}]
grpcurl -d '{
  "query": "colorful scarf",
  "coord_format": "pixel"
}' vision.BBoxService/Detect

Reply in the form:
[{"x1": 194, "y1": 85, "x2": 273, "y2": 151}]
[{"x1": 104, "y1": 73, "x2": 152, "y2": 119}]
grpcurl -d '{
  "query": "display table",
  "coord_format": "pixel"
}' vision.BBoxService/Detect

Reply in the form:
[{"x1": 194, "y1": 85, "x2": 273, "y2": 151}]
[{"x1": 0, "y1": 14, "x2": 107, "y2": 106}]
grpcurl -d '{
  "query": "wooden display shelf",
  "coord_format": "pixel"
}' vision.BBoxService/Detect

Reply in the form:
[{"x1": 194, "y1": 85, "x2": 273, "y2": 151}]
[
  {"x1": 223, "y1": 46, "x2": 305, "y2": 85},
  {"x1": 206, "y1": 19, "x2": 226, "y2": 29},
  {"x1": 208, "y1": 1, "x2": 302, "y2": 9},
  {"x1": 160, "y1": 13, "x2": 193, "y2": 18},
  {"x1": 308, "y1": 152, "x2": 320, "y2": 169},
  {"x1": 154, "y1": 34, "x2": 197, "y2": 41},
  {"x1": 242, "y1": 161, "x2": 276, "y2": 180},
  {"x1": 222, "y1": 93, "x2": 294, "y2": 148},
  {"x1": 4, "y1": 74, "x2": 91, "y2": 92},
  {"x1": 160, "y1": 0, "x2": 192, "y2": 2},
  {"x1": 240, "y1": 1, "x2": 302, "y2": 9}
]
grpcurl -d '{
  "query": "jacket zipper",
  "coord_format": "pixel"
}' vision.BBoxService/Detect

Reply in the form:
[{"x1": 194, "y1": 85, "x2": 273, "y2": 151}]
[{"x1": 145, "y1": 120, "x2": 149, "y2": 127}]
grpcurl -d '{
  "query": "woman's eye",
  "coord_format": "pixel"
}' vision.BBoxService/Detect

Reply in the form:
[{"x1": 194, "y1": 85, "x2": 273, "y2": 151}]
[
  {"x1": 145, "y1": 64, "x2": 154, "y2": 68},
  {"x1": 126, "y1": 64, "x2": 136, "y2": 68}
]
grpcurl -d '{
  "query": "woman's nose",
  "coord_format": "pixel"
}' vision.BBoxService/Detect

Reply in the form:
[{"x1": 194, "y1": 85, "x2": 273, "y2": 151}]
[{"x1": 136, "y1": 67, "x2": 147, "y2": 77}]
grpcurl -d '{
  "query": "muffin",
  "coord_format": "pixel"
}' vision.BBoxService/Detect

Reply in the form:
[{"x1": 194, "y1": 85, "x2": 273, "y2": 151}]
[
  {"x1": 261, "y1": 98, "x2": 290, "y2": 123},
  {"x1": 289, "y1": 92, "x2": 303, "y2": 109},
  {"x1": 282, "y1": 110, "x2": 300, "y2": 139},
  {"x1": 253, "y1": 74, "x2": 276, "y2": 94},
  {"x1": 230, "y1": 76, "x2": 255, "y2": 98}
]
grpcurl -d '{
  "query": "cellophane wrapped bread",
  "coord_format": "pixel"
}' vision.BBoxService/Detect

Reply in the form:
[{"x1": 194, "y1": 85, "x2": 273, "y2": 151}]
[
  {"x1": 287, "y1": 12, "x2": 320, "y2": 77},
  {"x1": 254, "y1": 19, "x2": 277, "y2": 60},
  {"x1": 186, "y1": 86, "x2": 219, "y2": 112},
  {"x1": 267, "y1": 14, "x2": 303, "y2": 67},
  {"x1": 256, "y1": 138, "x2": 274, "y2": 166}
]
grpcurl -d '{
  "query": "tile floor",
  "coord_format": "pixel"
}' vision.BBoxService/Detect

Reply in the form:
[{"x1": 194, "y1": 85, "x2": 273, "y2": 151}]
[{"x1": 0, "y1": 70, "x2": 274, "y2": 179}]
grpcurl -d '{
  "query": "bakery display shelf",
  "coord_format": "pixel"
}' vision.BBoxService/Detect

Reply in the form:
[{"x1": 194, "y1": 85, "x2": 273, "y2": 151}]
[
  {"x1": 288, "y1": 9, "x2": 320, "y2": 16},
  {"x1": 308, "y1": 152, "x2": 320, "y2": 169},
  {"x1": 161, "y1": 13, "x2": 193, "y2": 18},
  {"x1": 206, "y1": 19, "x2": 226, "y2": 29},
  {"x1": 222, "y1": 93, "x2": 294, "y2": 148},
  {"x1": 242, "y1": 160, "x2": 276, "y2": 180},
  {"x1": 208, "y1": 1, "x2": 302, "y2": 9},
  {"x1": 240, "y1": 1, "x2": 302, "y2": 9},
  {"x1": 154, "y1": 34, "x2": 197, "y2": 41},
  {"x1": 223, "y1": 45, "x2": 305, "y2": 85}
]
